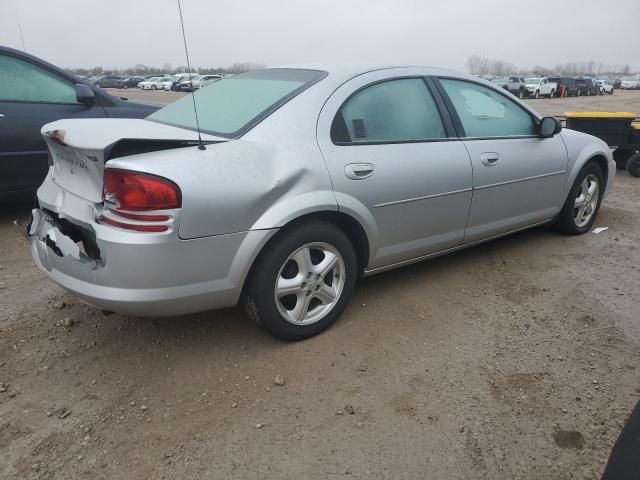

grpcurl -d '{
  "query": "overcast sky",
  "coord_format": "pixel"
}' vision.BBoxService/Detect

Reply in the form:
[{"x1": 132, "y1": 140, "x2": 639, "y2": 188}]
[{"x1": 1, "y1": 0, "x2": 638, "y2": 72}]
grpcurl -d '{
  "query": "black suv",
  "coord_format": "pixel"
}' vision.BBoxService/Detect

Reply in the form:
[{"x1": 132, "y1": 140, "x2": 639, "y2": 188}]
[
  {"x1": 575, "y1": 78, "x2": 599, "y2": 96},
  {"x1": 548, "y1": 77, "x2": 579, "y2": 97},
  {"x1": 0, "y1": 46, "x2": 158, "y2": 194}
]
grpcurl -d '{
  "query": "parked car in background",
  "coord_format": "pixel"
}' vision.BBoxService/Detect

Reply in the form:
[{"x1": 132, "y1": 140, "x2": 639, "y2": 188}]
[
  {"x1": 525, "y1": 77, "x2": 556, "y2": 98},
  {"x1": 177, "y1": 75, "x2": 202, "y2": 91},
  {"x1": 620, "y1": 77, "x2": 640, "y2": 89},
  {"x1": 118, "y1": 76, "x2": 145, "y2": 89},
  {"x1": 575, "y1": 78, "x2": 599, "y2": 96},
  {"x1": 505, "y1": 76, "x2": 527, "y2": 98},
  {"x1": 0, "y1": 45, "x2": 158, "y2": 194},
  {"x1": 28, "y1": 65, "x2": 613, "y2": 341},
  {"x1": 596, "y1": 79, "x2": 614, "y2": 95},
  {"x1": 137, "y1": 77, "x2": 161, "y2": 90},
  {"x1": 167, "y1": 72, "x2": 200, "y2": 91},
  {"x1": 489, "y1": 76, "x2": 508, "y2": 89},
  {"x1": 612, "y1": 78, "x2": 622, "y2": 89},
  {"x1": 548, "y1": 77, "x2": 579, "y2": 97},
  {"x1": 138, "y1": 76, "x2": 175, "y2": 90},
  {"x1": 91, "y1": 75, "x2": 124, "y2": 88}
]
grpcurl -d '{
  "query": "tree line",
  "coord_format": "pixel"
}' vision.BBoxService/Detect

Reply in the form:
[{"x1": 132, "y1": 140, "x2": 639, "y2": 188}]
[
  {"x1": 466, "y1": 55, "x2": 635, "y2": 77},
  {"x1": 66, "y1": 62, "x2": 266, "y2": 77}
]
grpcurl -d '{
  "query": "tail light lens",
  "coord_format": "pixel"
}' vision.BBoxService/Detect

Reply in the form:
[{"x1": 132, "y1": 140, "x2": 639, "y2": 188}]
[
  {"x1": 100, "y1": 169, "x2": 181, "y2": 233},
  {"x1": 102, "y1": 169, "x2": 181, "y2": 211}
]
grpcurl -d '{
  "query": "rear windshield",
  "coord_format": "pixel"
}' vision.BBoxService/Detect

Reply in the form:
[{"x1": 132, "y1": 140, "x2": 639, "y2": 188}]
[{"x1": 147, "y1": 68, "x2": 326, "y2": 138}]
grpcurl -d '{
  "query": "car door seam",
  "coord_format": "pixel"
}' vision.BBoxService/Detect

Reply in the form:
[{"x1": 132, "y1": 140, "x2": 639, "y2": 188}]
[
  {"x1": 473, "y1": 170, "x2": 567, "y2": 190},
  {"x1": 373, "y1": 187, "x2": 472, "y2": 208}
]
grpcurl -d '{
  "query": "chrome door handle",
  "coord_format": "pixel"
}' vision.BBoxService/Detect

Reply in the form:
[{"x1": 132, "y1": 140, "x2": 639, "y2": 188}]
[
  {"x1": 480, "y1": 153, "x2": 500, "y2": 166},
  {"x1": 345, "y1": 163, "x2": 375, "y2": 180},
  {"x1": 0, "y1": 113, "x2": 5, "y2": 118}
]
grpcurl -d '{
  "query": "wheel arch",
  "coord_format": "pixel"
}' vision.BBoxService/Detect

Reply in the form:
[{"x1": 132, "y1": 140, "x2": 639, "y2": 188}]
[
  {"x1": 587, "y1": 153, "x2": 610, "y2": 185},
  {"x1": 248, "y1": 210, "x2": 371, "y2": 279}
]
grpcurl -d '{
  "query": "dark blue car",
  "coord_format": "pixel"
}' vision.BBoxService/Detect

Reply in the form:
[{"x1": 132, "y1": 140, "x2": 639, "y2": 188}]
[{"x1": 0, "y1": 46, "x2": 158, "y2": 194}]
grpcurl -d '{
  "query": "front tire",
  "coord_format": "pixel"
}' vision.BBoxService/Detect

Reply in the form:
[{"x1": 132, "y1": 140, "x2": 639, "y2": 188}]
[
  {"x1": 554, "y1": 162, "x2": 604, "y2": 235},
  {"x1": 534, "y1": 90, "x2": 540, "y2": 99},
  {"x1": 548, "y1": 90, "x2": 555, "y2": 98},
  {"x1": 242, "y1": 220, "x2": 358, "y2": 341},
  {"x1": 151, "y1": 85, "x2": 157, "y2": 90}
]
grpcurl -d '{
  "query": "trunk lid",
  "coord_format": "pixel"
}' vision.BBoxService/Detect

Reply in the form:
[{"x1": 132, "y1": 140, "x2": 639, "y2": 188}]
[{"x1": 42, "y1": 118, "x2": 226, "y2": 203}]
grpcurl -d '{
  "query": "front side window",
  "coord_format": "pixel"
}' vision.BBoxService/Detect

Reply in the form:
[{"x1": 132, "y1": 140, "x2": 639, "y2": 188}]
[
  {"x1": 0, "y1": 54, "x2": 78, "y2": 104},
  {"x1": 439, "y1": 78, "x2": 536, "y2": 138},
  {"x1": 332, "y1": 78, "x2": 446, "y2": 143},
  {"x1": 148, "y1": 68, "x2": 325, "y2": 138}
]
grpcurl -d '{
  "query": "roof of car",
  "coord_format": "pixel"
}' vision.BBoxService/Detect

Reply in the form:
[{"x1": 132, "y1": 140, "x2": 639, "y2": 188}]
[{"x1": 266, "y1": 63, "x2": 478, "y2": 87}]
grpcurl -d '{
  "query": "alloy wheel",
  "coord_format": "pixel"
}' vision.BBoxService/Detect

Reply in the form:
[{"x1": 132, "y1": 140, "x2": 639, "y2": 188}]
[
  {"x1": 573, "y1": 174, "x2": 600, "y2": 228},
  {"x1": 274, "y1": 242, "x2": 346, "y2": 326}
]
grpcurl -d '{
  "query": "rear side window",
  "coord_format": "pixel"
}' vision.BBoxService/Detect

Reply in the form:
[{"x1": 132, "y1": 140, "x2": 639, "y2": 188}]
[
  {"x1": 440, "y1": 78, "x2": 536, "y2": 138},
  {"x1": 0, "y1": 54, "x2": 78, "y2": 104},
  {"x1": 332, "y1": 78, "x2": 446, "y2": 143}
]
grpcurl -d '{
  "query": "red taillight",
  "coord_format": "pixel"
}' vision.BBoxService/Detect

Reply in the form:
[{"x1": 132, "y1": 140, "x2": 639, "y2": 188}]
[{"x1": 102, "y1": 169, "x2": 181, "y2": 211}]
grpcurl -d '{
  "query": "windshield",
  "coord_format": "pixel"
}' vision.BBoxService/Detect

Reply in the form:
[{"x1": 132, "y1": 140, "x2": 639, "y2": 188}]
[
  {"x1": 525, "y1": 78, "x2": 540, "y2": 84},
  {"x1": 148, "y1": 68, "x2": 326, "y2": 138}
]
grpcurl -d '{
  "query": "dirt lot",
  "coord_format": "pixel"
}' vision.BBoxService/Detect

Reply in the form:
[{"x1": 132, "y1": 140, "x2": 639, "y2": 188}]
[{"x1": 1, "y1": 92, "x2": 640, "y2": 480}]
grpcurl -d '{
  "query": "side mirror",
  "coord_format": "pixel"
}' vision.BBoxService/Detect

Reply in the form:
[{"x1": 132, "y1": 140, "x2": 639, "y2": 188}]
[
  {"x1": 75, "y1": 84, "x2": 95, "y2": 105},
  {"x1": 539, "y1": 116, "x2": 562, "y2": 137}
]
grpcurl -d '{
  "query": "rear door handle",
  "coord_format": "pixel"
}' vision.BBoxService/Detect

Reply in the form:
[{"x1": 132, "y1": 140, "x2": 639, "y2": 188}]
[
  {"x1": 480, "y1": 152, "x2": 500, "y2": 166},
  {"x1": 0, "y1": 113, "x2": 5, "y2": 118},
  {"x1": 345, "y1": 163, "x2": 375, "y2": 180}
]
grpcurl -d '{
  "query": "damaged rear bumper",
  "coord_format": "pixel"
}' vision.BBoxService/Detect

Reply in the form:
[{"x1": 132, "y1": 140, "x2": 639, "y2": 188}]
[{"x1": 29, "y1": 179, "x2": 276, "y2": 317}]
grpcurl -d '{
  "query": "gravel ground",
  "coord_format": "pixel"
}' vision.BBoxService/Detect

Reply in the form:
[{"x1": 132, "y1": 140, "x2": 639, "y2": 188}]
[{"x1": 1, "y1": 91, "x2": 639, "y2": 480}]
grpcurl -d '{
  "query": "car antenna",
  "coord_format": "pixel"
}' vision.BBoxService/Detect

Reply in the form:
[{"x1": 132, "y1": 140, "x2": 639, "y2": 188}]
[
  {"x1": 18, "y1": 23, "x2": 27, "y2": 52},
  {"x1": 176, "y1": 0, "x2": 205, "y2": 150}
]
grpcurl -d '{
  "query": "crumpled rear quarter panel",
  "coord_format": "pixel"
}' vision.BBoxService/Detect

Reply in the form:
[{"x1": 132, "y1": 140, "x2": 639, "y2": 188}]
[{"x1": 105, "y1": 139, "x2": 334, "y2": 239}]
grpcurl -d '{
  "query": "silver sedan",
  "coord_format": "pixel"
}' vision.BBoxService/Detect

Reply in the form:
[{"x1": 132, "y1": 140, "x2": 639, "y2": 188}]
[{"x1": 29, "y1": 65, "x2": 614, "y2": 340}]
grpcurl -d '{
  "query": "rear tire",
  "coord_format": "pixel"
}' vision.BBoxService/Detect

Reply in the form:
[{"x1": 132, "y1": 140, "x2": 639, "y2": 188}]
[
  {"x1": 626, "y1": 153, "x2": 640, "y2": 178},
  {"x1": 609, "y1": 89, "x2": 613, "y2": 95},
  {"x1": 549, "y1": 90, "x2": 555, "y2": 98},
  {"x1": 519, "y1": 90, "x2": 524, "y2": 99},
  {"x1": 151, "y1": 85, "x2": 157, "y2": 90},
  {"x1": 242, "y1": 220, "x2": 358, "y2": 341},
  {"x1": 554, "y1": 162, "x2": 604, "y2": 235},
  {"x1": 534, "y1": 90, "x2": 540, "y2": 99},
  {"x1": 577, "y1": 89, "x2": 581, "y2": 97}
]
